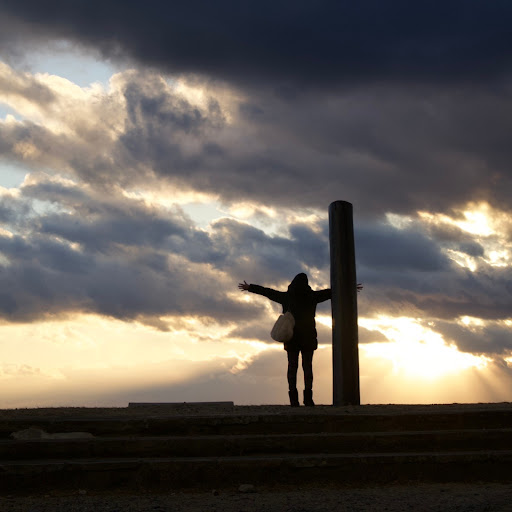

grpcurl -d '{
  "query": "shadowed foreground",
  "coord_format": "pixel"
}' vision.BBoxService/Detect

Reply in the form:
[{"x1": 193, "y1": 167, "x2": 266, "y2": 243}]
[
  {"x1": 2, "y1": 483, "x2": 512, "y2": 512},
  {"x1": 1, "y1": 402, "x2": 512, "y2": 510}
]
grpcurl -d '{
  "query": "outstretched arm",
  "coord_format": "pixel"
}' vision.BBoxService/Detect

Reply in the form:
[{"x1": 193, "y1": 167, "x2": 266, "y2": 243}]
[
  {"x1": 238, "y1": 280, "x2": 286, "y2": 304},
  {"x1": 314, "y1": 289, "x2": 332, "y2": 303},
  {"x1": 238, "y1": 280, "x2": 250, "y2": 291},
  {"x1": 315, "y1": 283, "x2": 363, "y2": 303}
]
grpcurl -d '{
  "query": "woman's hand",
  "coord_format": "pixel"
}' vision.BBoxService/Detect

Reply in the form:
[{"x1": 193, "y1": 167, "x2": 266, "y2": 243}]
[{"x1": 238, "y1": 280, "x2": 250, "y2": 291}]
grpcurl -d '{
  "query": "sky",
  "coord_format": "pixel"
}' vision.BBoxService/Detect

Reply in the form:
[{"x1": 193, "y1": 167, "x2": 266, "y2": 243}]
[{"x1": 1, "y1": 1, "x2": 512, "y2": 408}]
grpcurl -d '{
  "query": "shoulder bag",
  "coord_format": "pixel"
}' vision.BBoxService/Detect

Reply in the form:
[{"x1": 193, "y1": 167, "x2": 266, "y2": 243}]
[{"x1": 270, "y1": 311, "x2": 295, "y2": 342}]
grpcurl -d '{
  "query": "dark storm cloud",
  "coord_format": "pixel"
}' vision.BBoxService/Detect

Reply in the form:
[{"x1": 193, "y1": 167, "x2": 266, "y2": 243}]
[
  {"x1": 117, "y1": 74, "x2": 227, "y2": 187},
  {"x1": 434, "y1": 319, "x2": 512, "y2": 356},
  {"x1": 420, "y1": 222, "x2": 488, "y2": 258},
  {"x1": 246, "y1": 83, "x2": 512, "y2": 216},
  {"x1": 114, "y1": 71, "x2": 512, "y2": 217},
  {"x1": 0, "y1": 231, "x2": 254, "y2": 324},
  {"x1": 0, "y1": 120, "x2": 108, "y2": 182},
  {"x1": 1, "y1": 1, "x2": 512, "y2": 87},
  {"x1": 37, "y1": 201, "x2": 189, "y2": 254},
  {"x1": 4, "y1": 173, "x2": 512, "y2": 334},
  {"x1": 29, "y1": 184, "x2": 329, "y2": 283},
  {"x1": 0, "y1": 193, "x2": 31, "y2": 223},
  {"x1": 122, "y1": 77, "x2": 223, "y2": 135},
  {"x1": 357, "y1": 261, "x2": 512, "y2": 324},
  {"x1": 206, "y1": 218, "x2": 329, "y2": 282},
  {"x1": 0, "y1": 185, "x2": 249, "y2": 323},
  {"x1": 355, "y1": 222, "x2": 451, "y2": 272},
  {"x1": 3, "y1": 63, "x2": 512, "y2": 219},
  {"x1": 0, "y1": 178, "x2": 334, "y2": 325},
  {"x1": 350, "y1": 218, "x2": 512, "y2": 325}
]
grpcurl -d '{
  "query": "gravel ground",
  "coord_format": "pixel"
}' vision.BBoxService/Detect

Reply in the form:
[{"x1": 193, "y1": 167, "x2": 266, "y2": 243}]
[{"x1": 2, "y1": 483, "x2": 512, "y2": 512}]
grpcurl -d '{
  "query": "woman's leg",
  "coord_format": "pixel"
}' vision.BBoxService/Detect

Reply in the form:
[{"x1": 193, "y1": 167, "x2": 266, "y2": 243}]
[
  {"x1": 302, "y1": 350, "x2": 314, "y2": 391},
  {"x1": 287, "y1": 349, "x2": 300, "y2": 406},
  {"x1": 287, "y1": 350, "x2": 300, "y2": 391},
  {"x1": 302, "y1": 350, "x2": 315, "y2": 406}
]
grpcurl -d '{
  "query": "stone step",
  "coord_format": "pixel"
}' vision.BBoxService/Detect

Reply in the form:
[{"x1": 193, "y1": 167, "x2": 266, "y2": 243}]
[
  {"x1": 3, "y1": 429, "x2": 512, "y2": 460},
  {"x1": 2, "y1": 451, "x2": 512, "y2": 492},
  {"x1": 2, "y1": 408, "x2": 512, "y2": 438}
]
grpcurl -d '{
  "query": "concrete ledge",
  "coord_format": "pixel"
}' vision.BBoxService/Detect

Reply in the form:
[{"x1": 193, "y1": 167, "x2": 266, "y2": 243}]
[
  {"x1": 2, "y1": 403, "x2": 512, "y2": 419},
  {"x1": 2, "y1": 404, "x2": 512, "y2": 493},
  {"x1": 3, "y1": 429, "x2": 512, "y2": 460},
  {"x1": 128, "y1": 401, "x2": 234, "y2": 409},
  {"x1": 2, "y1": 408, "x2": 512, "y2": 438},
  {"x1": 3, "y1": 451, "x2": 512, "y2": 492}
]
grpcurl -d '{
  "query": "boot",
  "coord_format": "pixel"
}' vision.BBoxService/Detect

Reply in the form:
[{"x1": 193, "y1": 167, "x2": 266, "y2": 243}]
[
  {"x1": 303, "y1": 389, "x2": 315, "y2": 407},
  {"x1": 288, "y1": 389, "x2": 300, "y2": 407}
]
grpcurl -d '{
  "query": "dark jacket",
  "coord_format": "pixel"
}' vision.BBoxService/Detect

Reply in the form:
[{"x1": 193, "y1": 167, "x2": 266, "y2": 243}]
[{"x1": 248, "y1": 273, "x2": 331, "y2": 351}]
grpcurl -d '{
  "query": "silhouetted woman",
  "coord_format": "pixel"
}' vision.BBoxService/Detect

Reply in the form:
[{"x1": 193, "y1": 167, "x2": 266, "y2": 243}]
[{"x1": 238, "y1": 273, "x2": 331, "y2": 407}]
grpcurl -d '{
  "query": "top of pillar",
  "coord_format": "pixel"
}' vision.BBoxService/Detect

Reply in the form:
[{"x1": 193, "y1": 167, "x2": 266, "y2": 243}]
[{"x1": 329, "y1": 200, "x2": 353, "y2": 208}]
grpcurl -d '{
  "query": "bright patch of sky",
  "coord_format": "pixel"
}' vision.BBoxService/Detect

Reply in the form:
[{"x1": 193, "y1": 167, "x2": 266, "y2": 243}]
[
  {"x1": 418, "y1": 204, "x2": 494, "y2": 237},
  {"x1": 181, "y1": 201, "x2": 230, "y2": 229},
  {"x1": 123, "y1": 188, "x2": 293, "y2": 237},
  {"x1": 0, "y1": 45, "x2": 121, "y2": 192},
  {"x1": 0, "y1": 43, "x2": 119, "y2": 190},
  {"x1": 385, "y1": 212, "x2": 414, "y2": 229},
  {"x1": 387, "y1": 203, "x2": 512, "y2": 272},
  {"x1": 359, "y1": 315, "x2": 489, "y2": 380},
  {"x1": 0, "y1": 104, "x2": 22, "y2": 121},
  {"x1": 0, "y1": 161, "x2": 29, "y2": 188},
  {"x1": 183, "y1": 199, "x2": 292, "y2": 237},
  {"x1": 0, "y1": 314, "x2": 266, "y2": 371},
  {"x1": 22, "y1": 40, "x2": 119, "y2": 88}
]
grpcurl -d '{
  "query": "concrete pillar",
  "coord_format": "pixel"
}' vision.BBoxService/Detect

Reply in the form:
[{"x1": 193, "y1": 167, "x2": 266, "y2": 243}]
[{"x1": 329, "y1": 200, "x2": 360, "y2": 406}]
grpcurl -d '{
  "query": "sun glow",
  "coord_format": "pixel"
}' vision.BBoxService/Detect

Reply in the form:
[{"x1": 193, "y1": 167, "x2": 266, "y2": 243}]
[
  {"x1": 459, "y1": 316, "x2": 485, "y2": 328},
  {"x1": 416, "y1": 202, "x2": 512, "y2": 271},
  {"x1": 454, "y1": 206, "x2": 494, "y2": 237},
  {"x1": 445, "y1": 249, "x2": 478, "y2": 271},
  {"x1": 359, "y1": 316, "x2": 488, "y2": 380},
  {"x1": 418, "y1": 202, "x2": 494, "y2": 237}
]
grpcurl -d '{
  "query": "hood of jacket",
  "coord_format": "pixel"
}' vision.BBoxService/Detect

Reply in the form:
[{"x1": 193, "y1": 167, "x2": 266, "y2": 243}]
[{"x1": 288, "y1": 273, "x2": 312, "y2": 294}]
